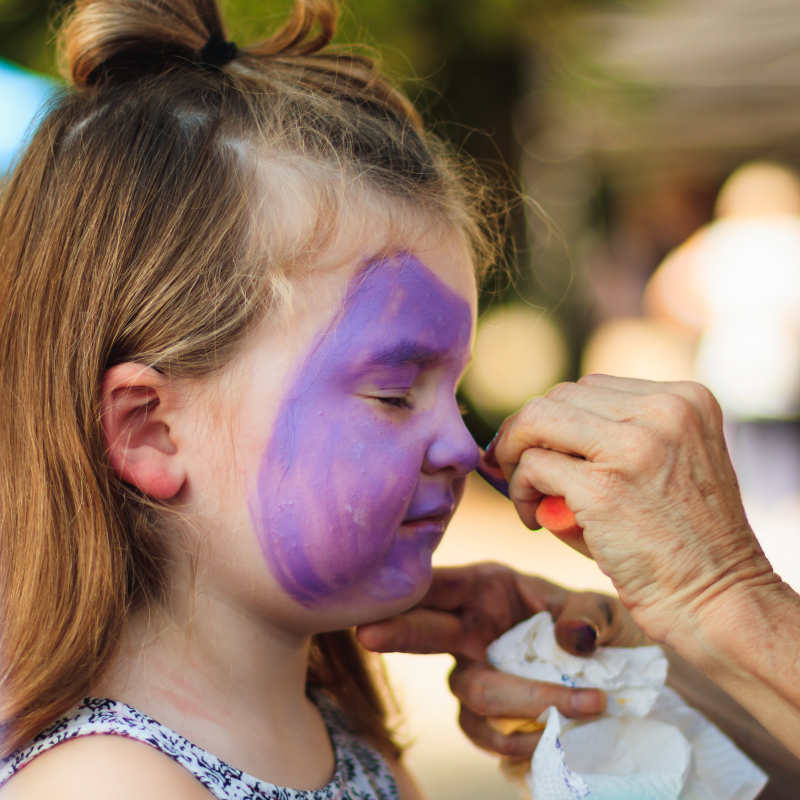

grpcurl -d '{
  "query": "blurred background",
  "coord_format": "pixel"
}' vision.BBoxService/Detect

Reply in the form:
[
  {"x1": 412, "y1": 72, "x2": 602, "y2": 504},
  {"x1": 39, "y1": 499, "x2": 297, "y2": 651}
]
[{"x1": 5, "y1": 0, "x2": 800, "y2": 796}]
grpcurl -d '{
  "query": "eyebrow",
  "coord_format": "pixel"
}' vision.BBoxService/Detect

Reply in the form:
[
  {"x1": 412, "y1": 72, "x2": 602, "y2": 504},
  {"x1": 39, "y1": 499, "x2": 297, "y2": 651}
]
[{"x1": 363, "y1": 340, "x2": 444, "y2": 369}]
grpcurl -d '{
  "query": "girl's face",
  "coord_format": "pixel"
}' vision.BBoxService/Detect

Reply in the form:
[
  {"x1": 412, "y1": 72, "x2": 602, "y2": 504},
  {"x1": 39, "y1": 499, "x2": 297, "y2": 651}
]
[{"x1": 194, "y1": 232, "x2": 479, "y2": 631}]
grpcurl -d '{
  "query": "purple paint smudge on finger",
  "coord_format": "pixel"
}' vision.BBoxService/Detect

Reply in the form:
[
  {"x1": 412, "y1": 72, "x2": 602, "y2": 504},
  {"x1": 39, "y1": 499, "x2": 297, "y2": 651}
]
[{"x1": 250, "y1": 253, "x2": 480, "y2": 606}]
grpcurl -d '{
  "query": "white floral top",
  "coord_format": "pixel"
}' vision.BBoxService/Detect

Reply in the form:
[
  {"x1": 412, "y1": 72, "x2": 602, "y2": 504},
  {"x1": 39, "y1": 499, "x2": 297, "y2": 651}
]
[{"x1": 0, "y1": 695, "x2": 400, "y2": 800}]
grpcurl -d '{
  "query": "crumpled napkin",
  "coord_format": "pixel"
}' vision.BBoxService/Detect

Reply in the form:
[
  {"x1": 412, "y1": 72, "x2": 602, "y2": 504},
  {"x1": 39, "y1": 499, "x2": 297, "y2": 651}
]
[{"x1": 487, "y1": 612, "x2": 768, "y2": 800}]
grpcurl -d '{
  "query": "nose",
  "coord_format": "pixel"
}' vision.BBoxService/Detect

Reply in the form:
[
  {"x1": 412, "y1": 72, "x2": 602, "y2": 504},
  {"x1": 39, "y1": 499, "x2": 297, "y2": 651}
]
[{"x1": 422, "y1": 398, "x2": 480, "y2": 477}]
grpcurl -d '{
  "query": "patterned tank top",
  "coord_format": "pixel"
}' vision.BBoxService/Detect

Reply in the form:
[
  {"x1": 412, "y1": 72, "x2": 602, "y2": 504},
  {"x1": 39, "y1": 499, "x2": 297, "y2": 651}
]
[{"x1": 0, "y1": 694, "x2": 399, "y2": 799}]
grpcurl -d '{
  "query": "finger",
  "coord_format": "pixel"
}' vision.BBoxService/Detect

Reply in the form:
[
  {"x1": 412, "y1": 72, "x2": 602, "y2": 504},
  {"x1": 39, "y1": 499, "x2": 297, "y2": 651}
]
[
  {"x1": 421, "y1": 564, "x2": 572, "y2": 616},
  {"x1": 545, "y1": 381, "x2": 661, "y2": 423},
  {"x1": 495, "y1": 397, "x2": 622, "y2": 472},
  {"x1": 512, "y1": 572, "x2": 570, "y2": 614},
  {"x1": 579, "y1": 373, "x2": 680, "y2": 395},
  {"x1": 552, "y1": 593, "x2": 614, "y2": 653},
  {"x1": 459, "y1": 705, "x2": 543, "y2": 760},
  {"x1": 554, "y1": 592, "x2": 648, "y2": 654},
  {"x1": 506, "y1": 447, "x2": 590, "y2": 509},
  {"x1": 580, "y1": 374, "x2": 720, "y2": 418},
  {"x1": 506, "y1": 449, "x2": 592, "y2": 557},
  {"x1": 483, "y1": 415, "x2": 518, "y2": 467},
  {"x1": 417, "y1": 563, "x2": 505, "y2": 611},
  {"x1": 356, "y1": 608, "x2": 466, "y2": 654},
  {"x1": 449, "y1": 659, "x2": 606, "y2": 719}
]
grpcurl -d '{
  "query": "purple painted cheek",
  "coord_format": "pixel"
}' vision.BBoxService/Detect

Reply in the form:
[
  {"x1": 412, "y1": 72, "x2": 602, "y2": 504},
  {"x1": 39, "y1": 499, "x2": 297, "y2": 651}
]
[
  {"x1": 254, "y1": 402, "x2": 423, "y2": 606},
  {"x1": 250, "y1": 254, "x2": 474, "y2": 607}
]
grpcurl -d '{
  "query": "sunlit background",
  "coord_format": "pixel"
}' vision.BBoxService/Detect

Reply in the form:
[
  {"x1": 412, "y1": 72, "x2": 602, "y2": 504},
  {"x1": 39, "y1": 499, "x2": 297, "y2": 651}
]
[{"x1": 4, "y1": 0, "x2": 800, "y2": 797}]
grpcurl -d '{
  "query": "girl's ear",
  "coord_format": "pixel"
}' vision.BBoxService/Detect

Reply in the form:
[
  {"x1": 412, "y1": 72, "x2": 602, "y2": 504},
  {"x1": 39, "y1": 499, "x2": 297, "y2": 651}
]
[{"x1": 101, "y1": 363, "x2": 186, "y2": 500}]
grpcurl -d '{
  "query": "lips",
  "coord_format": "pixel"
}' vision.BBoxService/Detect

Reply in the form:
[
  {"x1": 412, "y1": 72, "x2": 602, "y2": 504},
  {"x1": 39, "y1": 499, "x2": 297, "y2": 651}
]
[{"x1": 402, "y1": 500, "x2": 454, "y2": 525}]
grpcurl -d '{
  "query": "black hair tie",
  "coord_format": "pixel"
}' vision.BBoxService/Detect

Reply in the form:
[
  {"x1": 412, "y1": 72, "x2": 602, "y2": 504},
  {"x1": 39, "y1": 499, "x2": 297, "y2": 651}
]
[{"x1": 197, "y1": 33, "x2": 238, "y2": 69}]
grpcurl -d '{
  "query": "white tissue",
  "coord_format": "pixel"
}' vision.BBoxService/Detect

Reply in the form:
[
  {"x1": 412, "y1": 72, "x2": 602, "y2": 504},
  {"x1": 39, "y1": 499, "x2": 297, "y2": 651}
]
[{"x1": 487, "y1": 613, "x2": 768, "y2": 800}]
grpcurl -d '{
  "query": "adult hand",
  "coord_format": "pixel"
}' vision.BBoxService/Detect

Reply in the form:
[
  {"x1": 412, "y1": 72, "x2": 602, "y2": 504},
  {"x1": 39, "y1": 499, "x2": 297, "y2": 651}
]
[
  {"x1": 483, "y1": 375, "x2": 800, "y2": 760},
  {"x1": 357, "y1": 562, "x2": 645, "y2": 761},
  {"x1": 486, "y1": 374, "x2": 781, "y2": 650}
]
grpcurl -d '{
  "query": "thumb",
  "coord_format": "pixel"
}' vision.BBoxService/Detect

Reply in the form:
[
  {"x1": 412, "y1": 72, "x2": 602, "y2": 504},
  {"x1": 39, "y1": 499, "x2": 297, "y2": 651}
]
[{"x1": 554, "y1": 592, "x2": 646, "y2": 656}]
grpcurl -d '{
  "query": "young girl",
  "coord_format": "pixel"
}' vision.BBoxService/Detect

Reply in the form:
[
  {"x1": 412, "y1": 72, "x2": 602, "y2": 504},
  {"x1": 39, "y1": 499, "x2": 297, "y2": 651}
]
[{"x1": 0, "y1": 0, "x2": 498, "y2": 796}]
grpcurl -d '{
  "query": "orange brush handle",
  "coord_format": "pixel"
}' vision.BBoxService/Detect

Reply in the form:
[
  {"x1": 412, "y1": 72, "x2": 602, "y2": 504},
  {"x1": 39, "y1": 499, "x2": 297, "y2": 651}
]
[
  {"x1": 475, "y1": 465, "x2": 583, "y2": 539},
  {"x1": 535, "y1": 495, "x2": 583, "y2": 538}
]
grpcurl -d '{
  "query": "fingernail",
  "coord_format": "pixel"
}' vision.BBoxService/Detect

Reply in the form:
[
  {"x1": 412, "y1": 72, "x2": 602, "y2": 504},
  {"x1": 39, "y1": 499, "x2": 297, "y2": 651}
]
[
  {"x1": 573, "y1": 621, "x2": 598, "y2": 654},
  {"x1": 484, "y1": 429, "x2": 502, "y2": 463},
  {"x1": 560, "y1": 619, "x2": 598, "y2": 654},
  {"x1": 571, "y1": 690, "x2": 605, "y2": 716}
]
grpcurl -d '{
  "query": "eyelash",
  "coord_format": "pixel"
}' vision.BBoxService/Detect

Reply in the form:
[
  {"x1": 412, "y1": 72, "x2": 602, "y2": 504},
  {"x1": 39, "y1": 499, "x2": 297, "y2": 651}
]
[{"x1": 377, "y1": 396, "x2": 413, "y2": 410}]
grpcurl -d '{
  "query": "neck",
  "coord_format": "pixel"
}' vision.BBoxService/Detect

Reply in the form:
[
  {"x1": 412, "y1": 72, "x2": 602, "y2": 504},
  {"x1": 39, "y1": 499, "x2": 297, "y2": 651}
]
[
  {"x1": 107, "y1": 597, "x2": 309, "y2": 724},
  {"x1": 96, "y1": 571, "x2": 334, "y2": 788}
]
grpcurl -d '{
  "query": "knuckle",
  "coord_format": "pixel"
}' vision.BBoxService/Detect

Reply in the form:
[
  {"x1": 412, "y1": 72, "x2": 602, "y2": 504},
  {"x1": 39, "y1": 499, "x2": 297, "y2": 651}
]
[
  {"x1": 471, "y1": 561, "x2": 508, "y2": 581},
  {"x1": 650, "y1": 391, "x2": 696, "y2": 430},
  {"x1": 536, "y1": 682, "x2": 570, "y2": 709},
  {"x1": 462, "y1": 672, "x2": 496, "y2": 714},
  {"x1": 518, "y1": 396, "x2": 549, "y2": 429},
  {"x1": 652, "y1": 390, "x2": 686, "y2": 418},
  {"x1": 589, "y1": 464, "x2": 622, "y2": 496},
  {"x1": 517, "y1": 446, "x2": 541, "y2": 472},
  {"x1": 681, "y1": 380, "x2": 712, "y2": 406},
  {"x1": 546, "y1": 381, "x2": 577, "y2": 403},
  {"x1": 687, "y1": 381, "x2": 723, "y2": 423}
]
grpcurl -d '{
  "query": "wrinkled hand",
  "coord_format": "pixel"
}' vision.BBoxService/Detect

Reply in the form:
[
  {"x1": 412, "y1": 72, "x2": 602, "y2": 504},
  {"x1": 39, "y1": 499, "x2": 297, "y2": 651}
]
[
  {"x1": 487, "y1": 374, "x2": 779, "y2": 649},
  {"x1": 357, "y1": 562, "x2": 645, "y2": 760}
]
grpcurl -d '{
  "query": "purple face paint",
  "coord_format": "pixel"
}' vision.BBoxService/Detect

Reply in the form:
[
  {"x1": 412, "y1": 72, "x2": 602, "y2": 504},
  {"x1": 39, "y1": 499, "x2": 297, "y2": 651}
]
[{"x1": 250, "y1": 253, "x2": 480, "y2": 607}]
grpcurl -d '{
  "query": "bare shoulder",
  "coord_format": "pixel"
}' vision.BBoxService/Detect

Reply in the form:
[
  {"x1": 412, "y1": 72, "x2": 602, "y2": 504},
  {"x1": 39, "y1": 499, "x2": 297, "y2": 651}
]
[{"x1": 0, "y1": 734, "x2": 213, "y2": 800}]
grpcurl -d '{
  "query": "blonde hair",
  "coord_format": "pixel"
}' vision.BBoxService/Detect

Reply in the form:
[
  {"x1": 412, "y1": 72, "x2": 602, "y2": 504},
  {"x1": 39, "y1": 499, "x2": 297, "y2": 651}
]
[{"x1": 0, "y1": 0, "x2": 500, "y2": 756}]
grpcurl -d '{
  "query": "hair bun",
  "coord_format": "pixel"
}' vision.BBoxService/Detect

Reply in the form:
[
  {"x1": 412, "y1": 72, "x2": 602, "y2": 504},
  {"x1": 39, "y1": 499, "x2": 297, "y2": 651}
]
[
  {"x1": 62, "y1": 0, "x2": 226, "y2": 88},
  {"x1": 61, "y1": 0, "x2": 339, "y2": 90}
]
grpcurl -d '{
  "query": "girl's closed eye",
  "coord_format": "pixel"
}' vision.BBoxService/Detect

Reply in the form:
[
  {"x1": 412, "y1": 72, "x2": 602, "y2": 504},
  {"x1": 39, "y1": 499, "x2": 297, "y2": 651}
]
[{"x1": 377, "y1": 395, "x2": 413, "y2": 410}]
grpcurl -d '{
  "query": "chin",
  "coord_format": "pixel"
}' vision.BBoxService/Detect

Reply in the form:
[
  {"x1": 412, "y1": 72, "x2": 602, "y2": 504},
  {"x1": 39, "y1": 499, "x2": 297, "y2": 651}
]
[{"x1": 308, "y1": 565, "x2": 434, "y2": 633}]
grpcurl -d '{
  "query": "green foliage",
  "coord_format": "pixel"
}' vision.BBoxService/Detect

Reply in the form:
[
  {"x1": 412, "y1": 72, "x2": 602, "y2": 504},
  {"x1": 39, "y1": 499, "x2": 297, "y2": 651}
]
[
  {"x1": 0, "y1": 0, "x2": 636, "y2": 79},
  {"x1": 0, "y1": 0, "x2": 58, "y2": 74}
]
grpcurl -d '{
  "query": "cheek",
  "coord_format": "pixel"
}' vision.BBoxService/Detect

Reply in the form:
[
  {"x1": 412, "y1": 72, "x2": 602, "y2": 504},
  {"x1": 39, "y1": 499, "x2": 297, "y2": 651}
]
[{"x1": 250, "y1": 394, "x2": 427, "y2": 606}]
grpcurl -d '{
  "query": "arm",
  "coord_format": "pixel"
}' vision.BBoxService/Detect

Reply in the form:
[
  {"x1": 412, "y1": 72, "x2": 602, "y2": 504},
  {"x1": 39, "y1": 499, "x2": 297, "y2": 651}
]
[
  {"x1": 679, "y1": 579, "x2": 800, "y2": 764},
  {"x1": 489, "y1": 374, "x2": 800, "y2": 758},
  {"x1": 664, "y1": 647, "x2": 800, "y2": 796}
]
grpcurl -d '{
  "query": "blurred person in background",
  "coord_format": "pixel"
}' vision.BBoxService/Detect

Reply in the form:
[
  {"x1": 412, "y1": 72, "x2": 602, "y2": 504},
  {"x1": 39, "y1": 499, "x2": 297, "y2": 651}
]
[{"x1": 647, "y1": 162, "x2": 800, "y2": 590}]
